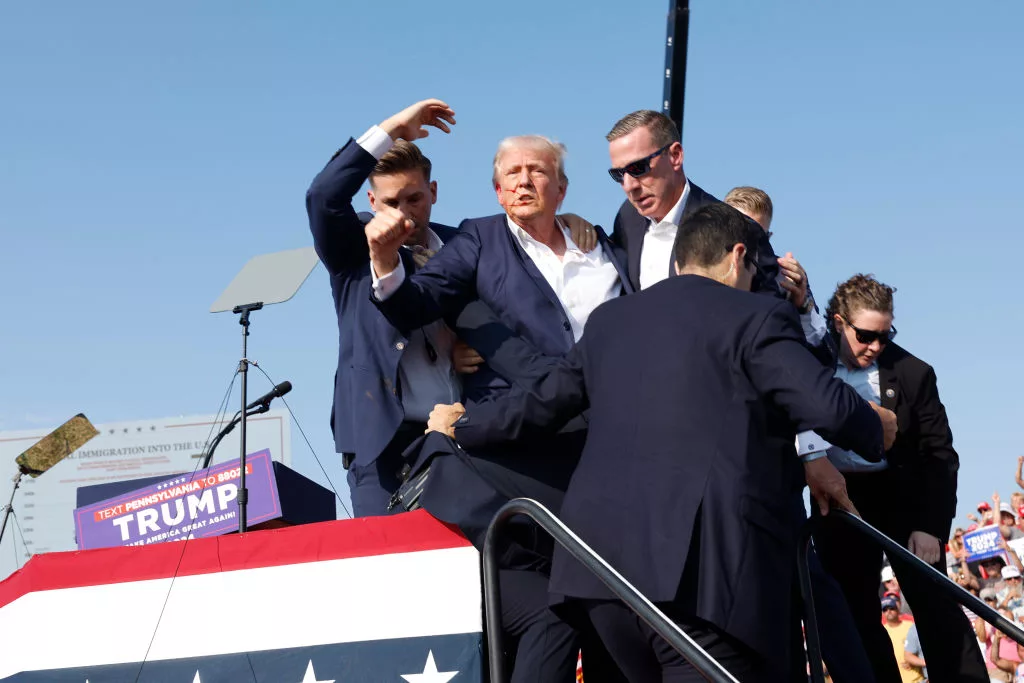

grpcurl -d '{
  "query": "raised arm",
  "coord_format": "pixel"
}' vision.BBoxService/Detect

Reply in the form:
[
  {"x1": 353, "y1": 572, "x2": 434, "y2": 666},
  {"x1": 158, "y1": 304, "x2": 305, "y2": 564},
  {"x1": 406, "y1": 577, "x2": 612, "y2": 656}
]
[{"x1": 306, "y1": 99, "x2": 456, "y2": 276}]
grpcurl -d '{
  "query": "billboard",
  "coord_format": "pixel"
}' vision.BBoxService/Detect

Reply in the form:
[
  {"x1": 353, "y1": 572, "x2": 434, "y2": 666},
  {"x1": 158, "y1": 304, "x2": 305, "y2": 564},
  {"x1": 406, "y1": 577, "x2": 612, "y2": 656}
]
[{"x1": 0, "y1": 412, "x2": 290, "y2": 580}]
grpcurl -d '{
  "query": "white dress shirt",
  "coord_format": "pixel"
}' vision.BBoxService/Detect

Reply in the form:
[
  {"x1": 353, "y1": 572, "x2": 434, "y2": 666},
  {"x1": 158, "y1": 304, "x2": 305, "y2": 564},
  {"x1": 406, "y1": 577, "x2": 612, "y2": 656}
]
[
  {"x1": 639, "y1": 182, "x2": 690, "y2": 291},
  {"x1": 505, "y1": 216, "x2": 622, "y2": 341},
  {"x1": 357, "y1": 127, "x2": 459, "y2": 422}
]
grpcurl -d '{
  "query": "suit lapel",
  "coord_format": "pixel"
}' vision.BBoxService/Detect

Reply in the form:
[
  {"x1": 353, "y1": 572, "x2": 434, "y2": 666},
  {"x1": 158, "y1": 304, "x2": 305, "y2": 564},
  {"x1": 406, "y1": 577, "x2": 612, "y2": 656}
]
[
  {"x1": 877, "y1": 350, "x2": 900, "y2": 412},
  {"x1": 502, "y1": 218, "x2": 566, "y2": 314},
  {"x1": 598, "y1": 228, "x2": 635, "y2": 295}
]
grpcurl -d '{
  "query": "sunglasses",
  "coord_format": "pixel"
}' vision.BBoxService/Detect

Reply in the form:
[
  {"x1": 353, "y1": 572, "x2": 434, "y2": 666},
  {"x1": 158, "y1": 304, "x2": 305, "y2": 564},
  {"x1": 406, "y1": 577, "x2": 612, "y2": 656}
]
[
  {"x1": 608, "y1": 143, "x2": 673, "y2": 184},
  {"x1": 842, "y1": 316, "x2": 897, "y2": 346},
  {"x1": 882, "y1": 606, "x2": 899, "y2": 612}
]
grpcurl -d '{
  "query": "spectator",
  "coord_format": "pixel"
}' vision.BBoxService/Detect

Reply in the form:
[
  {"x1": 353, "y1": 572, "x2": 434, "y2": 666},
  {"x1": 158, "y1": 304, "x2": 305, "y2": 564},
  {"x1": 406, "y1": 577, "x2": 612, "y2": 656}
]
[
  {"x1": 883, "y1": 565, "x2": 915, "y2": 620},
  {"x1": 903, "y1": 623, "x2": 928, "y2": 682},
  {"x1": 999, "y1": 500, "x2": 1024, "y2": 541},
  {"x1": 882, "y1": 596, "x2": 924, "y2": 682},
  {"x1": 950, "y1": 528, "x2": 968, "y2": 577},
  {"x1": 881, "y1": 589, "x2": 915, "y2": 623},
  {"x1": 1000, "y1": 567, "x2": 1024, "y2": 613},
  {"x1": 1015, "y1": 641, "x2": 1024, "y2": 682},
  {"x1": 1015, "y1": 455, "x2": 1024, "y2": 494},
  {"x1": 969, "y1": 501, "x2": 996, "y2": 528},
  {"x1": 988, "y1": 610, "x2": 1022, "y2": 682}
]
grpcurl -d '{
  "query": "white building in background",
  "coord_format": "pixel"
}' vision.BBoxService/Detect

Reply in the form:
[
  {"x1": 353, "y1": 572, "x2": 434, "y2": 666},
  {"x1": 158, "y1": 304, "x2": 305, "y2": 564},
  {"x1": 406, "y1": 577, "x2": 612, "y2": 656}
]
[{"x1": 0, "y1": 411, "x2": 291, "y2": 580}]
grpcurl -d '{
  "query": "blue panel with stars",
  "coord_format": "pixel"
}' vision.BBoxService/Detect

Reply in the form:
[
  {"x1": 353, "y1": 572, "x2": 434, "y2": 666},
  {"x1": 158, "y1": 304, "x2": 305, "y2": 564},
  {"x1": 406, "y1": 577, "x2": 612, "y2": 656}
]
[{"x1": 0, "y1": 633, "x2": 482, "y2": 682}]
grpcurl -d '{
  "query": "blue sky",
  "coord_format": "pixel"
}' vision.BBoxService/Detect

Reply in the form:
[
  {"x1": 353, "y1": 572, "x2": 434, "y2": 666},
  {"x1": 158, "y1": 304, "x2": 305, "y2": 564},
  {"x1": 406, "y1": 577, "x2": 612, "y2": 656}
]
[{"x1": 1, "y1": 1, "x2": 1022, "y2": 526}]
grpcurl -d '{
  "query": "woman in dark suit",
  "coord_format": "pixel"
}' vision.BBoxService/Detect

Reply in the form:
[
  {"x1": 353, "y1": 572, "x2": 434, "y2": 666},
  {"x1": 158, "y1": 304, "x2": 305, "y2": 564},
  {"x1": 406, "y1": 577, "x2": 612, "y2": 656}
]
[{"x1": 813, "y1": 273, "x2": 988, "y2": 683}]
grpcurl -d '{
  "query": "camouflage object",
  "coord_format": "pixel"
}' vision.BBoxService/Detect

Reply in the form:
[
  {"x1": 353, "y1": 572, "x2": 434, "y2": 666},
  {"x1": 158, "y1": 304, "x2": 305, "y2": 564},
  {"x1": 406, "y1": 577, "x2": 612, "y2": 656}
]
[{"x1": 15, "y1": 414, "x2": 98, "y2": 477}]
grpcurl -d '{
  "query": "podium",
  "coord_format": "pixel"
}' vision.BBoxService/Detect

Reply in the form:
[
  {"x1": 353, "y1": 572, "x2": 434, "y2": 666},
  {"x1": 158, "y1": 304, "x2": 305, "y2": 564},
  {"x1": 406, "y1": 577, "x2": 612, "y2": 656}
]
[
  {"x1": 73, "y1": 450, "x2": 335, "y2": 550},
  {"x1": 0, "y1": 511, "x2": 484, "y2": 681}
]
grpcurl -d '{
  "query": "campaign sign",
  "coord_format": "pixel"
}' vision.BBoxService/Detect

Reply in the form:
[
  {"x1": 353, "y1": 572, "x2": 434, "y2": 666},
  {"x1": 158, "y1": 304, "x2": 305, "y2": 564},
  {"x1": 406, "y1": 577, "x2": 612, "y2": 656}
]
[
  {"x1": 74, "y1": 450, "x2": 281, "y2": 550},
  {"x1": 963, "y1": 526, "x2": 1006, "y2": 563}
]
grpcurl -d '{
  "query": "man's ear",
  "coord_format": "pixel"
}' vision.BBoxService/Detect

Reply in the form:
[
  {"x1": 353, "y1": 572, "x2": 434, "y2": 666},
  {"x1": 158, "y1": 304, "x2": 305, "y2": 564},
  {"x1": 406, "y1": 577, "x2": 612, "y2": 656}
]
[
  {"x1": 674, "y1": 261, "x2": 683, "y2": 275},
  {"x1": 429, "y1": 180, "x2": 438, "y2": 205},
  {"x1": 367, "y1": 189, "x2": 377, "y2": 212}
]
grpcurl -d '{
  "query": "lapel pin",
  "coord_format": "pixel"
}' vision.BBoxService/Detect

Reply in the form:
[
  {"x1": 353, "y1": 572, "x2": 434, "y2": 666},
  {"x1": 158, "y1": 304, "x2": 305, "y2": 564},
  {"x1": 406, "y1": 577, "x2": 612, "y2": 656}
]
[{"x1": 885, "y1": 388, "x2": 895, "y2": 398}]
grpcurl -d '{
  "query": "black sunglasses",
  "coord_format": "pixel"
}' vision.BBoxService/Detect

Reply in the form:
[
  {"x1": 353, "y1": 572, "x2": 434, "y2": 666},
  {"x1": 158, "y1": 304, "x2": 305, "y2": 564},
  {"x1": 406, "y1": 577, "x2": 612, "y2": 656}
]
[
  {"x1": 842, "y1": 316, "x2": 897, "y2": 345},
  {"x1": 607, "y1": 143, "x2": 673, "y2": 184}
]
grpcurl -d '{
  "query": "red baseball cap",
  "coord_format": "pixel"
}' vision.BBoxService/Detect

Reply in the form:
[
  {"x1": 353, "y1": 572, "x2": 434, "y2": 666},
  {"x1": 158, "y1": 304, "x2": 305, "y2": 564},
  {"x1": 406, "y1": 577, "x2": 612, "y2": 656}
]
[{"x1": 978, "y1": 502, "x2": 992, "y2": 511}]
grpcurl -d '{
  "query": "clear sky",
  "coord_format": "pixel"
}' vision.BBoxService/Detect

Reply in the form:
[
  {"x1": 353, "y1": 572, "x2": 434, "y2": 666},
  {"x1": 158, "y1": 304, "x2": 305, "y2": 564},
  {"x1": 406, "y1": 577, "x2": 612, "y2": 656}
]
[{"x1": 1, "y1": 1, "x2": 1022, "y2": 527}]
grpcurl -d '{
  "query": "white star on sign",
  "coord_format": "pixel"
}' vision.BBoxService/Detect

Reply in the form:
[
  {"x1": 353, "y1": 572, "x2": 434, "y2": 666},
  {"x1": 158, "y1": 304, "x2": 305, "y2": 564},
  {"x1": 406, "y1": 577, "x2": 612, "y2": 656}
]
[
  {"x1": 400, "y1": 651, "x2": 458, "y2": 683},
  {"x1": 300, "y1": 660, "x2": 335, "y2": 683},
  {"x1": 193, "y1": 672, "x2": 201, "y2": 683}
]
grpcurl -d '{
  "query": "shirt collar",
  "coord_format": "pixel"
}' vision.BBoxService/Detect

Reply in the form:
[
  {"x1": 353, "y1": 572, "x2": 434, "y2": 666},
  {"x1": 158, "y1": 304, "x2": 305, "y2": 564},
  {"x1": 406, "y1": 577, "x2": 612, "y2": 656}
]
[
  {"x1": 505, "y1": 215, "x2": 576, "y2": 250},
  {"x1": 648, "y1": 180, "x2": 691, "y2": 231},
  {"x1": 401, "y1": 226, "x2": 445, "y2": 252}
]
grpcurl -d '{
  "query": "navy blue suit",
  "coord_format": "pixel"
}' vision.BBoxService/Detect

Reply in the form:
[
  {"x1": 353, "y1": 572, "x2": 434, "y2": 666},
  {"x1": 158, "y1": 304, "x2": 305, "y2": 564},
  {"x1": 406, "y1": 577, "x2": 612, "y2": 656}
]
[
  {"x1": 376, "y1": 216, "x2": 632, "y2": 546},
  {"x1": 455, "y1": 275, "x2": 883, "y2": 680},
  {"x1": 305, "y1": 139, "x2": 460, "y2": 516}
]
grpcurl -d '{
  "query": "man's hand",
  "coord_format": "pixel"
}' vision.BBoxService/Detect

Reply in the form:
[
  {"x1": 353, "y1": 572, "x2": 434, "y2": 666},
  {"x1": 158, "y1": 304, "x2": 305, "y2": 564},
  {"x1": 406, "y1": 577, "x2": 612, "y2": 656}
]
[
  {"x1": 452, "y1": 340, "x2": 484, "y2": 375},
  {"x1": 426, "y1": 403, "x2": 466, "y2": 438},
  {"x1": 366, "y1": 205, "x2": 414, "y2": 277},
  {"x1": 869, "y1": 402, "x2": 898, "y2": 450},
  {"x1": 560, "y1": 213, "x2": 598, "y2": 253},
  {"x1": 805, "y1": 457, "x2": 859, "y2": 516},
  {"x1": 777, "y1": 252, "x2": 809, "y2": 310},
  {"x1": 380, "y1": 99, "x2": 456, "y2": 142},
  {"x1": 907, "y1": 530, "x2": 942, "y2": 564}
]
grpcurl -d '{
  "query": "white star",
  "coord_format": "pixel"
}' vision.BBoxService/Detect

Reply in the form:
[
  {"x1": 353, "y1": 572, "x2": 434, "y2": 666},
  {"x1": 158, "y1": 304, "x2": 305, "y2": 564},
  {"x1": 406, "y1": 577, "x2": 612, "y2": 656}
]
[
  {"x1": 193, "y1": 672, "x2": 201, "y2": 683},
  {"x1": 300, "y1": 660, "x2": 335, "y2": 683},
  {"x1": 400, "y1": 651, "x2": 458, "y2": 683}
]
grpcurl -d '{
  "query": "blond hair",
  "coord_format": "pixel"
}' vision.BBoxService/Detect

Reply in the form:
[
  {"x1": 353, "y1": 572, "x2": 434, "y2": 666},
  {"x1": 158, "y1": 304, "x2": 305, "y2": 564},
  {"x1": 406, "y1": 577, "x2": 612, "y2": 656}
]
[
  {"x1": 724, "y1": 186, "x2": 774, "y2": 229},
  {"x1": 492, "y1": 135, "x2": 568, "y2": 186},
  {"x1": 826, "y1": 274, "x2": 896, "y2": 338}
]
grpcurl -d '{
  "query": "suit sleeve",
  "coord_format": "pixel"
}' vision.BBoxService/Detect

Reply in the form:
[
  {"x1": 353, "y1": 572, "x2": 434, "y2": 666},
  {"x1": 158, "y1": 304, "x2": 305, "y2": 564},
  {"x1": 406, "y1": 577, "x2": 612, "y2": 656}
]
[
  {"x1": 453, "y1": 301, "x2": 561, "y2": 383},
  {"x1": 745, "y1": 302, "x2": 884, "y2": 460},
  {"x1": 454, "y1": 341, "x2": 589, "y2": 449},
  {"x1": 305, "y1": 139, "x2": 377, "y2": 276},
  {"x1": 373, "y1": 221, "x2": 482, "y2": 334},
  {"x1": 910, "y1": 365, "x2": 959, "y2": 539},
  {"x1": 610, "y1": 200, "x2": 632, "y2": 250},
  {"x1": 751, "y1": 220, "x2": 783, "y2": 299}
]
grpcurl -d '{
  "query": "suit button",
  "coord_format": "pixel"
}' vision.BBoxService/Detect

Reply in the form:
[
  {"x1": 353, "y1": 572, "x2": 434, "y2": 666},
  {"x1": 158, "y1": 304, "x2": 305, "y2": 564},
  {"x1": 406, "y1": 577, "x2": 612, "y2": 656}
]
[
  {"x1": 395, "y1": 342, "x2": 406, "y2": 351},
  {"x1": 563, "y1": 321, "x2": 571, "y2": 331}
]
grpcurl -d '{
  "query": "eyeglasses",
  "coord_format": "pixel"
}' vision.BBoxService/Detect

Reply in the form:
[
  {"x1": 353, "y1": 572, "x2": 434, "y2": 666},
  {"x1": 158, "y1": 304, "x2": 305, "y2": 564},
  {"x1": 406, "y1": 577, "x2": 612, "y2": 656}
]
[
  {"x1": 607, "y1": 143, "x2": 673, "y2": 184},
  {"x1": 842, "y1": 317, "x2": 897, "y2": 346}
]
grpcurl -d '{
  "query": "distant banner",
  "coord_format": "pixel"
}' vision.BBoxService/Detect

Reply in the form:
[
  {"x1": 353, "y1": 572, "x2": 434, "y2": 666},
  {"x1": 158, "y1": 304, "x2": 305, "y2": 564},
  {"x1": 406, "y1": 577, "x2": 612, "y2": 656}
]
[
  {"x1": 963, "y1": 526, "x2": 1006, "y2": 563},
  {"x1": 74, "y1": 450, "x2": 281, "y2": 549}
]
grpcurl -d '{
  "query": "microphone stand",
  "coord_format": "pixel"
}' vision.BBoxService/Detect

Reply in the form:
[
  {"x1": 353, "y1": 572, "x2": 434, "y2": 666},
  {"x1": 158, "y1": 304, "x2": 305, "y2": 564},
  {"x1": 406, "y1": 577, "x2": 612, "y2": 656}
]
[
  {"x1": 233, "y1": 302, "x2": 262, "y2": 533},
  {"x1": 200, "y1": 404, "x2": 270, "y2": 471}
]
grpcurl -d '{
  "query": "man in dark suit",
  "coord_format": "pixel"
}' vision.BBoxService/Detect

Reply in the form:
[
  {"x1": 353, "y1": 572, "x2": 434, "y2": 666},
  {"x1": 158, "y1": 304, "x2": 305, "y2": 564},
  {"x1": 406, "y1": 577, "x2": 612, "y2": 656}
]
[
  {"x1": 812, "y1": 274, "x2": 987, "y2": 683},
  {"x1": 428, "y1": 203, "x2": 896, "y2": 681},
  {"x1": 305, "y1": 99, "x2": 469, "y2": 517}
]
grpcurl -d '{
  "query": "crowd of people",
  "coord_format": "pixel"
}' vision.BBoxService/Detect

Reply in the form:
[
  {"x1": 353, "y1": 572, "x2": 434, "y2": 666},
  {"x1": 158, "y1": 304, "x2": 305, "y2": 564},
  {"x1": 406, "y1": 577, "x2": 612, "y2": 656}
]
[{"x1": 306, "y1": 99, "x2": 986, "y2": 682}]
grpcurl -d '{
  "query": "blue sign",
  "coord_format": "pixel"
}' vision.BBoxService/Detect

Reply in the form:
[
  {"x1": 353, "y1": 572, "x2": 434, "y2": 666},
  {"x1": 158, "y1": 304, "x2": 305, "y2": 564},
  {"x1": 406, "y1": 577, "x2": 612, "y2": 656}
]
[{"x1": 963, "y1": 526, "x2": 1006, "y2": 563}]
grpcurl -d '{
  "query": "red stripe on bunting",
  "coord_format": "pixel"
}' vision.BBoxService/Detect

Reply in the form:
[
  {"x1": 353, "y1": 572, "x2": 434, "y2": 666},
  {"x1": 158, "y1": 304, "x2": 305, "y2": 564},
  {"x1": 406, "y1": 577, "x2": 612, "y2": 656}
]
[{"x1": 0, "y1": 510, "x2": 470, "y2": 609}]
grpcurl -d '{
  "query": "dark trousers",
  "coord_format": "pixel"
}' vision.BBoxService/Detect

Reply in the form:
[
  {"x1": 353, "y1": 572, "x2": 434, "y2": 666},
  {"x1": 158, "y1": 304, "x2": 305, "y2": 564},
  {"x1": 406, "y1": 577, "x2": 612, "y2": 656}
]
[
  {"x1": 346, "y1": 422, "x2": 424, "y2": 518},
  {"x1": 500, "y1": 569, "x2": 581, "y2": 683},
  {"x1": 580, "y1": 600, "x2": 774, "y2": 683},
  {"x1": 814, "y1": 472, "x2": 988, "y2": 683}
]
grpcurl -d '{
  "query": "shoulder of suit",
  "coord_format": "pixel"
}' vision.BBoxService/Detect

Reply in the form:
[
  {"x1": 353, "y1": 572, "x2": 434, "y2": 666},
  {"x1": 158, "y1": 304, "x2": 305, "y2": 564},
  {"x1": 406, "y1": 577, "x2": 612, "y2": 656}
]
[
  {"x1": 879, "y1": 343, "x2": 934, "y2": 380},
  {"x1": 456, "y1": 214, "x2": 509, "y2": 235},
  {"x1": 430, "y1": 221, "x2": 458, "y2": 241}
]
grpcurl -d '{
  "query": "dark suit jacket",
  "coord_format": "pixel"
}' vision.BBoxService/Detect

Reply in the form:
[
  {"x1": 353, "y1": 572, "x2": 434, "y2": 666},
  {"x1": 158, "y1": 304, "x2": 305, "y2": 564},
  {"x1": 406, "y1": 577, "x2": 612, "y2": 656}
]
[
  {"x1": 374, "y1": 213, "x2": 633, "y2": 403},
  {"x1": 305, "y1": 139, "x2": 460, "y2": 468},
  {"x1": 876, "y1": 342, "x2": 959, "y2": 540},
  {"x1": 455, "y1": 275, "x2": 883, "y2": 674},
  {"x1": 611, "y1": 182, "x2": 783, "y2": 297}
]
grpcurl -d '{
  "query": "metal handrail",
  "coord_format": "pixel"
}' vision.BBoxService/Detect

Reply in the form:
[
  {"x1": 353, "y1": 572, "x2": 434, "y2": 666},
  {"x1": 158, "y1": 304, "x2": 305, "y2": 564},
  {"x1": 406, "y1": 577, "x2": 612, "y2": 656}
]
[
  {"x1": 482, "y1": 497, "x2": 739, "y2": 683},
  {"x1": 800, "y1": 510, "x2": 1024, "y2": 683}
]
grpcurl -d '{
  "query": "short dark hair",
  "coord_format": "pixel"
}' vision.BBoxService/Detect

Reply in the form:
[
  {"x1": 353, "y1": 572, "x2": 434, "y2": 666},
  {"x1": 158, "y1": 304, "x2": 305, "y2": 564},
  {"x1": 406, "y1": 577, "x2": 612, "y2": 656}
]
[
  {"x1": 674, "y1": 203, "x2": 759, "y2": 270},
  {"x1": 369, "y1": 141, "x2": 432, "y2": 185}
]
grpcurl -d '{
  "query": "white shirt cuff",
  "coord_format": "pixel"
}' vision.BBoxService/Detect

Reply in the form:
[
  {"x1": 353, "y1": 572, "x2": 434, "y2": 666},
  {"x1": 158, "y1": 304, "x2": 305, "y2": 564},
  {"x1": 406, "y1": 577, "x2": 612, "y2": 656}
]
[
  {"x1": 355, "y1": 125, "x2": 395, "y2": 161},
  {"x1": 371, "y1": 257, "x2": 406, "y2": 301},
  {"x1": 796, "y1": 430, "x2": 832, "y2": 459},
  {"x1": 800, "y1": 306, "x2": 827, "y2": 346}
]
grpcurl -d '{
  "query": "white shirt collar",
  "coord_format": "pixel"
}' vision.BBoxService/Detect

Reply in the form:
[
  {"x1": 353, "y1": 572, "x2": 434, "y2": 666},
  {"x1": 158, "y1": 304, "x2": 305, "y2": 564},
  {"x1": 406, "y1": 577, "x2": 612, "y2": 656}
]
[
  {"x1": 401, "y1": 226, "x2": 445, "y2": 252},
  {"x1": 505, "y1": 215, "x2": 578, "y2": 251},
  {"x1": 648, "y1": 180, "x2": 691, "y2": 232}
]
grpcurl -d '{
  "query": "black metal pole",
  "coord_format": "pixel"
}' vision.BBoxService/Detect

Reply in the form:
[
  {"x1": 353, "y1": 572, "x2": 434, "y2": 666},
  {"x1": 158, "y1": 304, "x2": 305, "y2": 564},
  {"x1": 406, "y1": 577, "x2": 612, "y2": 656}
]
[
  {"x1": 663, "y1": 0, "x2": 690, "y2": 138},
  {"x1": 233, "y1": 302, "x2": 262, "y2": 533},
  {"x1": 0, "y1": 472, "x2": 24, "y2": 548}
]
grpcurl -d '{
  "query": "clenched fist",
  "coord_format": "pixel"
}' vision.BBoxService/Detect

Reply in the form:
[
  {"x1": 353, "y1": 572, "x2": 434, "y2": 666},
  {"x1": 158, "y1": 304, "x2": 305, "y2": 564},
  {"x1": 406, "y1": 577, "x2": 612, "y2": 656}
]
[{"x1": 366, "y1": 205, "x2": 415, "y2": 277}]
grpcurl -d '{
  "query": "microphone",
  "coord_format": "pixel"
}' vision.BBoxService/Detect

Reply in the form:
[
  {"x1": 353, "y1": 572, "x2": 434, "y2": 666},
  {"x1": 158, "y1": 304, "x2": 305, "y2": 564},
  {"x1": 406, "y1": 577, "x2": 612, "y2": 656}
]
[{"x1": 245, "y1": 381, "x2": 292, "y2": 410}]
